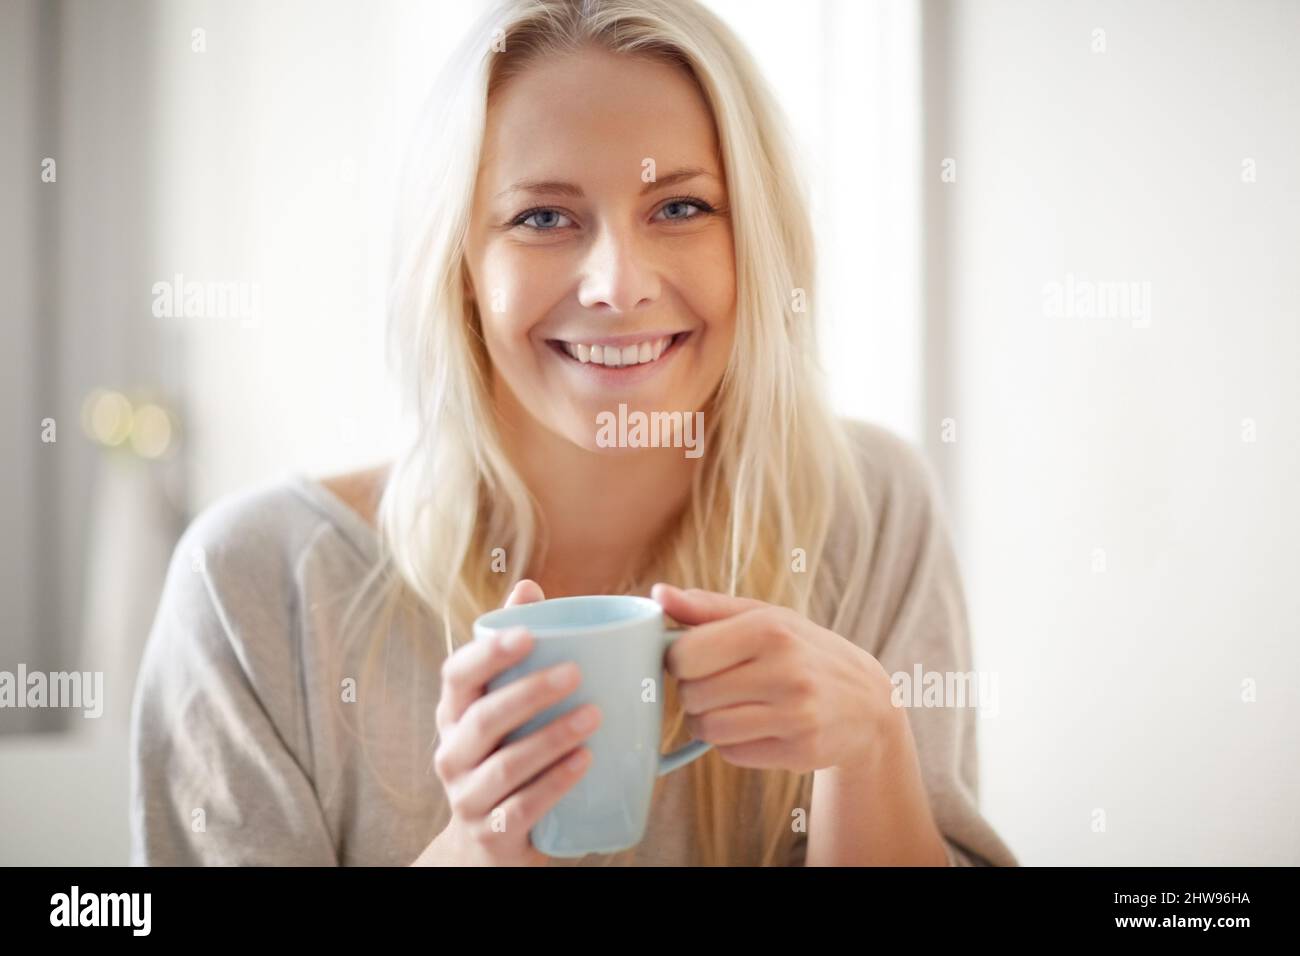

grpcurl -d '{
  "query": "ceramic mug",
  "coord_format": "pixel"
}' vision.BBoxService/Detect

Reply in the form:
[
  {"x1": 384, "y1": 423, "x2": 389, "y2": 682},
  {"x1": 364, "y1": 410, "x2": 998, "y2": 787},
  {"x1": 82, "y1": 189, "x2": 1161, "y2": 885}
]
[{"x1": 472, "y1": 594, "x2": 711, "y2": 857}]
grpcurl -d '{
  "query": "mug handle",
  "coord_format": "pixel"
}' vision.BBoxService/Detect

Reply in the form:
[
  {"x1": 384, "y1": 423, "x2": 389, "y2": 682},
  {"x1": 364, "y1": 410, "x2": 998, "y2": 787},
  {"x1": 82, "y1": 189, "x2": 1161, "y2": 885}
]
[{"x1": 657, "y1": 626, "x2": 713, "y2": 777}]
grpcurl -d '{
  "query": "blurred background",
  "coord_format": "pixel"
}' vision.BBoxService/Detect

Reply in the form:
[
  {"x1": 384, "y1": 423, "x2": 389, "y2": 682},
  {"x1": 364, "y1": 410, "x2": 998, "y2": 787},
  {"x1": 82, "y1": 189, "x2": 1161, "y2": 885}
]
[{"x1": 1, "y1": 0, "x2": 1296, "y2": 865}]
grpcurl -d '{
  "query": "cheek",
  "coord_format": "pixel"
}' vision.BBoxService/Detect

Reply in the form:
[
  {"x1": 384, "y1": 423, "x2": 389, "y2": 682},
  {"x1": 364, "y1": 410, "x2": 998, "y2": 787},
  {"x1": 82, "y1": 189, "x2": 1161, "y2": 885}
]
[
  {"x1": 676, "y1": 236, "x2": 737, "y2": 351},
  {"x1": 477, "y1": 248, "x2": 562, "y2": 355}
]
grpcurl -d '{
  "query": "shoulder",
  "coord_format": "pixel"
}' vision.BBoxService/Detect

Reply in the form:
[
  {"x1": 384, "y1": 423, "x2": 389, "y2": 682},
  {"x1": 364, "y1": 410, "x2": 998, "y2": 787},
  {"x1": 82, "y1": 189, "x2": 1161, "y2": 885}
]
[
  {"x1": 835, "y1": 417, "x2": 947, "y2": 523},
  {"x1": 814, "y1": 420, "x2": 966, "y2": 659},
  {"x1": 177, "y1": 475, "x2": 322, "y2": 587},
  {"x1": 818, "y1": 418, "x2": 956, "y2": 625},
  {"x1": 138, "y1": 475, "x2": 356, "y2": 726},
  {"x1": 132, "y1": 478, "x2": 343, "y2": 822},
  {"x1": 157, "y1": 473, "x2": 365, "y2": 639}
]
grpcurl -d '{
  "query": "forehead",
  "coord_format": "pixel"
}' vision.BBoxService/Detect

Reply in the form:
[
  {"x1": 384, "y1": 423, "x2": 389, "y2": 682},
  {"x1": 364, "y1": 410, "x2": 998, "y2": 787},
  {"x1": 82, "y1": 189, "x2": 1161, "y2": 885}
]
[{"x1": 478, "y1": 46, "x2": 722, "y2": 187}]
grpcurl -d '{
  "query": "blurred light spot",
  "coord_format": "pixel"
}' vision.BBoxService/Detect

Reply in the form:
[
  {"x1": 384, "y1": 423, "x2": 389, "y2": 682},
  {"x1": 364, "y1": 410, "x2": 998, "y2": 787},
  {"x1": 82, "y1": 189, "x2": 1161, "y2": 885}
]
[
  {"x1": 82, "y1": 389, "x2": 133, "y2": 447},
  {"x1": 129, "y1": 403, "x2": 173, "y2": 459}
]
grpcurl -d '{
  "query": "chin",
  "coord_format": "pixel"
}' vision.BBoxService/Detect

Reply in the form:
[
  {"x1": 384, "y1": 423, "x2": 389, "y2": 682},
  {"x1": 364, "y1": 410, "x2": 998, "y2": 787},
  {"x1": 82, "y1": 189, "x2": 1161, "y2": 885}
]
[{"x1": 559, "y1": 418, "x2": 639, "y2": 456}]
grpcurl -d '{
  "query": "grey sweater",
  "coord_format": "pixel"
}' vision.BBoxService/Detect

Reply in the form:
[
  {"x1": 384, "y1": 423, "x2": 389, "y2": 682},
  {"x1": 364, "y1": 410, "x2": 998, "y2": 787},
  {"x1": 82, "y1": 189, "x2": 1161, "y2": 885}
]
[{"x1": 128, "y1": 419, "x2": 1018, "y2": 866}]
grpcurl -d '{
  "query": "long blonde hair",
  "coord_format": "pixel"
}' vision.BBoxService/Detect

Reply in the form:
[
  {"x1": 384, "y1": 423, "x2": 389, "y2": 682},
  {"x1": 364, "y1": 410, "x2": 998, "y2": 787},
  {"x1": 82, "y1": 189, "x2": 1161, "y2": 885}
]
[{"x1": 334, "y1": 0, "x2": 873, "y2": 867}]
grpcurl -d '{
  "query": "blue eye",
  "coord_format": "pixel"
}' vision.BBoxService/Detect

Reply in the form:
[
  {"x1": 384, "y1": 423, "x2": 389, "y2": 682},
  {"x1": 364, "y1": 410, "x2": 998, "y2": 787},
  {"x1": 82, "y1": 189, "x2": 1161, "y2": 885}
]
[
  {"x1": 507, "y1": 195, "x2": 718, "y2": 232},
  {"x1": 513, "y1": 208, "x2": 574, "y2": 231},
  {"x1": 654, "y1": 197, "x2": 713, "y2": 221}
]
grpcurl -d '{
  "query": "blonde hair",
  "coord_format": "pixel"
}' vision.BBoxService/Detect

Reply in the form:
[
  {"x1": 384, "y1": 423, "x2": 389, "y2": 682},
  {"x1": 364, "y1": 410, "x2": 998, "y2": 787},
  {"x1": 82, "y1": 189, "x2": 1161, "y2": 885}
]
[{"x1": 332, "y1": 0, "x2": 873, "y2": 867}]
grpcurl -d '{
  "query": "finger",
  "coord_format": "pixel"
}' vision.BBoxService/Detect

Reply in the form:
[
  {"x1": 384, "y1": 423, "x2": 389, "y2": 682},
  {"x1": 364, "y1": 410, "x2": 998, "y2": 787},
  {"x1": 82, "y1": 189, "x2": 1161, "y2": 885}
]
[
  {"x1": 437, "y1": 661, "x2": 582, "y2": 780},
  {"x1": 664, "y1": 607, "x2": 771, "y2": 680},
  {"x1": 455, "y1": 702, "x2": 602, "y2": 818},
  {"x1": 440, "y1": 580, "x2": 546, "y2": 729},
  {"x1": 651, "y1": 583, "x2": 766, "y2": 626},
  {"x1": 675, "y1": 656, "x2": 783, "y2": 715},
  {"x1": 505, "y1": 579, "x2": 546, "y2": 608},
  {"x1": 713, "y1": 737, "x2": 790, "y2": 770},
  {"x1": 488, "y1": 746, "x2": 594, "y2": 850},
  {"x1": 686, "y1": 702, "x2": 789, "y2": 746},
  {"x1": 439, "y1": 627, "x2": 535, "y2": 726}
]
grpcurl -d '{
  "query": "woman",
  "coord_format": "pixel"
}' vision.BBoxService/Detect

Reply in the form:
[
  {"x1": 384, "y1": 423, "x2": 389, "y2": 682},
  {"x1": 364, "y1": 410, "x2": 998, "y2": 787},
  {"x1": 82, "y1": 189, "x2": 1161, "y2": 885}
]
[{"x1": 129, "y1": 0, "x2": 1017, "y2": 867}]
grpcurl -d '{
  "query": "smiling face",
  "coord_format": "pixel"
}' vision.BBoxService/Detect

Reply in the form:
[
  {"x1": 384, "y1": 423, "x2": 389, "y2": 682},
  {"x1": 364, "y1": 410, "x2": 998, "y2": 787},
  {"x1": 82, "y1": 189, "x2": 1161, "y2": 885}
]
[{"x1": 464, "y1": 44, "x2": 737, "y2": 454}]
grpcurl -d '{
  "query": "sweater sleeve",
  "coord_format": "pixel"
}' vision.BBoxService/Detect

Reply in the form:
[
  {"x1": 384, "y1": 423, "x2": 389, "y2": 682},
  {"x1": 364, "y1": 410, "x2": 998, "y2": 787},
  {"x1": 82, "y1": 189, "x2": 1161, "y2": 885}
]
[
  {"x1": 835, "y1": 420, "x2": 1018, "y2": 867},
  {"x1": 128, "y1": 496, "x2": 339, "y2": 865}
]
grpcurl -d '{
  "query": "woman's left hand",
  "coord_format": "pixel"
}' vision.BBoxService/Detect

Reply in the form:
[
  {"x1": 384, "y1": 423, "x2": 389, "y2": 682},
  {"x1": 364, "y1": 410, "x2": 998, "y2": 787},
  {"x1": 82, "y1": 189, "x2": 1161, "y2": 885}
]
[{"x1": 651, "y1": 582, "x2": 901, "y2": 774}]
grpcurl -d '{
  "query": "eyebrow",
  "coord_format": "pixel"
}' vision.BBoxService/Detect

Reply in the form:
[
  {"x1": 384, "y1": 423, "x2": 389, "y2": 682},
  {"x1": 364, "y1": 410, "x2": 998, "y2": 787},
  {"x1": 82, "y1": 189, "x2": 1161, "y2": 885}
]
[{"x1": 493, "y1": 166, "x2": 721, "y2": 201}]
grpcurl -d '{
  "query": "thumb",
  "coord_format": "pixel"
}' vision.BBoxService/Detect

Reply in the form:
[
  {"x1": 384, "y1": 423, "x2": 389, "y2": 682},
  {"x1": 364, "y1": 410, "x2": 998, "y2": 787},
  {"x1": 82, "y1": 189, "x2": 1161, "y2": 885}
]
[
  {"x1": 505, "y1": 578, "x2": 546, "y2": 608},
  {"x1": 650, "y1": 583, "x2": 765, "y2": 625}
]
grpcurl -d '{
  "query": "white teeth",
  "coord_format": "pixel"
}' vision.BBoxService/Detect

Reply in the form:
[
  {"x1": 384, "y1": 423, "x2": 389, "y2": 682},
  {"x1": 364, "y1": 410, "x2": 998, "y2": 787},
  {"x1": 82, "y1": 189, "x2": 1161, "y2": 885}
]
[{"x1": 561, "y1": 335, "x2": 676, "y2": 367}]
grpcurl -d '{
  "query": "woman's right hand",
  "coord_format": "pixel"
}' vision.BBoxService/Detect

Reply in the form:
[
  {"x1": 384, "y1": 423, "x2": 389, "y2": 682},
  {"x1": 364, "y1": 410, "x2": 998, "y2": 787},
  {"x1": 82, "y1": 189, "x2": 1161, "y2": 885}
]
[{"x1": 416, "y1": 580, "x2": 602, "y2": 866}]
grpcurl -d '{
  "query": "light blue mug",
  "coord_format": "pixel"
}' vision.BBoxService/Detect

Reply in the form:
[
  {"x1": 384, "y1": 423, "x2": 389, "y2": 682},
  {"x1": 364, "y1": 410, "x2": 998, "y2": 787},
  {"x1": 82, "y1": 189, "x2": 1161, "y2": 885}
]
[{"x1": 472, "y1": 594, "x2": 712, "y2": 858}]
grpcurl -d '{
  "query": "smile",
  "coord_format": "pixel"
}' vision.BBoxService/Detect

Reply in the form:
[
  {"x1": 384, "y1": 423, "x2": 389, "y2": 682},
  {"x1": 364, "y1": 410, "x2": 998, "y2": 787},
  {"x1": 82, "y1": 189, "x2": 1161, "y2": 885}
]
[{"x1": 546, "y1": 331, "x2": 691, "y2": 369}]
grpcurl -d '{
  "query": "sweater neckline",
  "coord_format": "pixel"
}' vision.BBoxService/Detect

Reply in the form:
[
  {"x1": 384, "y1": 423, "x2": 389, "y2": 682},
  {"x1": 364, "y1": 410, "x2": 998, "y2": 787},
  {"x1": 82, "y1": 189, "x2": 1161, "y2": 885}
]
[{"x1": 287, "y1": 471, "x2": 381, "y2": 564}]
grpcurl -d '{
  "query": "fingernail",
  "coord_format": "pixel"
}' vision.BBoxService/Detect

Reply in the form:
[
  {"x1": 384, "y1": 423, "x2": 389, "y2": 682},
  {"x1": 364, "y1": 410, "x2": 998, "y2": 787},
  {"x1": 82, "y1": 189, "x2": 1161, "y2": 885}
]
[
  {"x1": 565, "y1": 749, "x2": 590, "y2": 772},
  {"x1": 568, "y1": 706, "x2": 598, "y2": 733},
  {"x1": 549, "y1": 662, "x2": 578, "y2": 687},
  {"x1": 500, "y1": 629, "x2": 527, "y2": 651}
]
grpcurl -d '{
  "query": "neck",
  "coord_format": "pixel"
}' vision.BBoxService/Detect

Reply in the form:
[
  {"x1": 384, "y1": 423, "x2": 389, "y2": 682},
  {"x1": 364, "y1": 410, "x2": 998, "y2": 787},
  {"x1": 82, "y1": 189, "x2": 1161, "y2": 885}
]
[{"x1": 495, "y1": 394, "x2": 698, "y2": 598}]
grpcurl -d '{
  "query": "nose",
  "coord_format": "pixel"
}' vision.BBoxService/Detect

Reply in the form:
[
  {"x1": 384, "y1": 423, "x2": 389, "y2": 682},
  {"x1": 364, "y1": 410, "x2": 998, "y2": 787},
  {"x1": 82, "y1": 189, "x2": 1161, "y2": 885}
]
[{"x1": 576, "y1": 223, "x2": 661, "y2": 314}]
